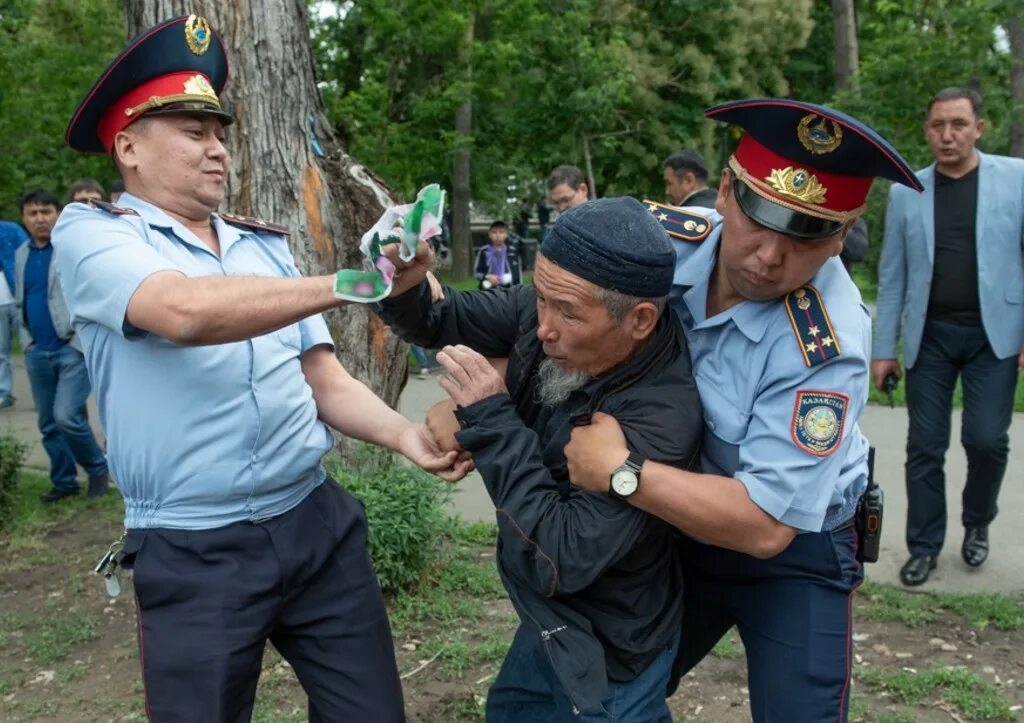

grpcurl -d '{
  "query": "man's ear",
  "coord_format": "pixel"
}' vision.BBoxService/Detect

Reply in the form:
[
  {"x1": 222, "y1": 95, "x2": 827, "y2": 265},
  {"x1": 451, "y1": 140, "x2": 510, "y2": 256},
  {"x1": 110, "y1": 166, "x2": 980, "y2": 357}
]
[
  {"x1": 628, "y1": 301, "x2": 660, "y2": 340},
  {"x1": 112, "y1": 128, "x2": 140, "y2": 173},
  {"x1": 714, "y1": 168, "x2": 733, "y2": 215}
]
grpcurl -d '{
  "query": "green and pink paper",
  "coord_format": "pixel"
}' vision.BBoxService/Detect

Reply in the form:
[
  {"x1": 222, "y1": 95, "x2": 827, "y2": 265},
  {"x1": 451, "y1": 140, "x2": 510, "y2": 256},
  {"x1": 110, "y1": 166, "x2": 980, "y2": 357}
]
[{"x1": 334, "y1": 184, "x2": 445, "y2": 303}]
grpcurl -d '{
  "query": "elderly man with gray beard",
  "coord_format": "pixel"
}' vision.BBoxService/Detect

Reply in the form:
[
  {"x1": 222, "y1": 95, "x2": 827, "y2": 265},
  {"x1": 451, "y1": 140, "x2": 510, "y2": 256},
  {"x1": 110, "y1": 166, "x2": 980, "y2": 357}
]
[{"x1": 374, "y1": 197, "x2": 703, "y2": 721}]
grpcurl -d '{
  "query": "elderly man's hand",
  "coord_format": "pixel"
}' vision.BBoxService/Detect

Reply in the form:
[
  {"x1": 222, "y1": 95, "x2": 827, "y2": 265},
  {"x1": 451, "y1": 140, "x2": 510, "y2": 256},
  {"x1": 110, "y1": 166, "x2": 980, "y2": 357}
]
[
  {"x1": 565, "y1": 412, "x2": 630, "y2": 494},
  {"x1": 436, "y1": 345, "x2": 507, "y2": 407},
  {"x1": 426, "y1": 399, "x2": 463, "y2": 453},
  {"x1": 382, "y1": 237, "x2": 436, "y2": 298}
]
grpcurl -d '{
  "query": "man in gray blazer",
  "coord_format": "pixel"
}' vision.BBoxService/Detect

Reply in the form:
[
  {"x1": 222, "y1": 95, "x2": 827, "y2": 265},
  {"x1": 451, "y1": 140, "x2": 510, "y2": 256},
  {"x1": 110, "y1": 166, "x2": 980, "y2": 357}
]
[{"x1": 872, "y1": 87, "x2": 1024, "y2": 586}]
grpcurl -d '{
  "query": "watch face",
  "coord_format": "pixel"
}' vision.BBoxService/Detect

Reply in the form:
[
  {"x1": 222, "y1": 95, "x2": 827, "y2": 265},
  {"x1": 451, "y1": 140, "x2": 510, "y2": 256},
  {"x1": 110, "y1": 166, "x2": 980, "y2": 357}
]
[{"x1": 611, "y1": 469, "x2": 639, "y2": 497}]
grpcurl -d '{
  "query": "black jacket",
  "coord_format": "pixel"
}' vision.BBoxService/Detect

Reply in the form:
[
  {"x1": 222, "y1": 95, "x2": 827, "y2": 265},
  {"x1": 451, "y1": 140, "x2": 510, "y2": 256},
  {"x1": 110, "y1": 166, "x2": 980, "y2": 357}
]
[
  {"x1": 377, "y1": 281, "x2": 703, "y2": 712},
  {"x1": 681, "y1": 186, "x2": 719, "y2": 209}
]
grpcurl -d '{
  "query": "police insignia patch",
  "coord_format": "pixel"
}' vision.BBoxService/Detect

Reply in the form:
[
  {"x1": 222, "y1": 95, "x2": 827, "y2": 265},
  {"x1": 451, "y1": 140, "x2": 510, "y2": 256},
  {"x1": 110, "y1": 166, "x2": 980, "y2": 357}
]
[
  {"x1": 220, "y1": 212, "x2": 289, "y2": 236},
  {"x1": 642, "y1": 200, "x2": 713, "y2": 243},
  {"x1": 89, "y1": 200, "x2": 139, "y2": 216},
  {"x1": 791, "y1": 390, "x2": 848, "y2": 457}
]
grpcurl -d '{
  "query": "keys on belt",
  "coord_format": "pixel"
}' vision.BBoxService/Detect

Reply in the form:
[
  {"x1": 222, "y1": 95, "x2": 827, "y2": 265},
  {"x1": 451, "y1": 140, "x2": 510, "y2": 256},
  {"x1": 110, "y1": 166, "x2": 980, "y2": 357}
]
[{"x1": 94, "y1": 532, "x2": 126, "y2": 597}]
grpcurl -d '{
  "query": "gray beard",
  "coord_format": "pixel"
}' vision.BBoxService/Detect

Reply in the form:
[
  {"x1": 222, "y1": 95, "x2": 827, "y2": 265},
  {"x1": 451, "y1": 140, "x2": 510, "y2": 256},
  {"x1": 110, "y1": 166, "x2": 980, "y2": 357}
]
[{"x1": 536, "y1": 357, "x2": 592, "y2": 407}]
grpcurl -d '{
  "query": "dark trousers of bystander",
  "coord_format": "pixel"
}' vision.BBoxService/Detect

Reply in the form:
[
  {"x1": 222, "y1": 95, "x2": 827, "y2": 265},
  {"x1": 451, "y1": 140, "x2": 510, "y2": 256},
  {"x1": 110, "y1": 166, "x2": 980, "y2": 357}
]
[
  {"x1": 904, "y1": 317, "x2": 1019, "y2": 556},
  {"x1": 122, "y1": 479, "x2": 405, "y2": 722}
]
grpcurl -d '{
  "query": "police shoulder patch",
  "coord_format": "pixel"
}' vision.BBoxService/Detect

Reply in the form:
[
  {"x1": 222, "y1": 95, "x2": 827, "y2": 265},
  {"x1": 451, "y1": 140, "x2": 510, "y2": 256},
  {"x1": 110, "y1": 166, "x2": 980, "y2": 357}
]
[
  {"x1": 220, "y1": 212, "x2": 289, "y2": 236},
  {"x1": 784, "y1": 285, "x2": 841, "y2": 367},
  {"x1": 89, "y1": 200, "x2": 139, "y2": 216},
  {"x1": 642, "y1": 199, "x2": 713, "y2": 243},
  {"x1": 791, "y1": 390, "x2": 848, "y2": 457}
]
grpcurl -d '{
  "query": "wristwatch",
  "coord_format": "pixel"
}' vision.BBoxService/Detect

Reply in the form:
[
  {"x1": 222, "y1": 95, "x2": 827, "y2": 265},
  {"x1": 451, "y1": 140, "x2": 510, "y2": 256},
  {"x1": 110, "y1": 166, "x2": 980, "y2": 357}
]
[{"x1": 609, "y1": 452, "x2": 644, "y2": 499}]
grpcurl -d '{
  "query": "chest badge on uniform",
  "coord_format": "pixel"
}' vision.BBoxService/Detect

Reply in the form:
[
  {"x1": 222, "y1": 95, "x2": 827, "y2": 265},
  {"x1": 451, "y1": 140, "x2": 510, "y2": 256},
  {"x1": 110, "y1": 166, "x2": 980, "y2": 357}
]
[{"x1": 791, "y1": 390, "x2": 848, "y2": 457}]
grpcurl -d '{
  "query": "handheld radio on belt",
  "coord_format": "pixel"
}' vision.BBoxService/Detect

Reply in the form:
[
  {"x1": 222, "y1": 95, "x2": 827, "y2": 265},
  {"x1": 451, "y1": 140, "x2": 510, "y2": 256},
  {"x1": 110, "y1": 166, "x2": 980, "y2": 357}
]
[{"x1": 856, "y1": 447, "x2": 884, "y2": 563}]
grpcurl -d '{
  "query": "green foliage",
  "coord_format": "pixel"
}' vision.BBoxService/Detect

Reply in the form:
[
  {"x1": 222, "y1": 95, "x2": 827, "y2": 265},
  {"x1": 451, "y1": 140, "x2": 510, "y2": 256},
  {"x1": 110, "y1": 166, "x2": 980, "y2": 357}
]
[
  {"x1": 0, "y1": 436, "x2": 26, "y2": 532},
  {"x1": 326, "y1": 456, "x2": 454, "y2": 592},
  {"x1": 856, "y1": 665, "x2": 1016, "y2": 720},
  {"x1": 313, "y1": 0, "x2": 815, "y2": 214},
  {"x1": 823, "y1": 0, "x2": 1017, "y2": 285},
  {"x1": 0, "y1": 0, "x2": 125, "y2": 217}
]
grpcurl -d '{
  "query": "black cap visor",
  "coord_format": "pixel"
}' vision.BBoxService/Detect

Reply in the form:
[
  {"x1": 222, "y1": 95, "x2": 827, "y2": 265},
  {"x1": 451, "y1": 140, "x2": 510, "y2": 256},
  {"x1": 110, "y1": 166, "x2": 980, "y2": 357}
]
[
  {"x1": 733, "y1": 179, "x2": 845, "y2": 241},
  {"x1": 141, "y1": 102, "x2": 234, "y2": 127}
]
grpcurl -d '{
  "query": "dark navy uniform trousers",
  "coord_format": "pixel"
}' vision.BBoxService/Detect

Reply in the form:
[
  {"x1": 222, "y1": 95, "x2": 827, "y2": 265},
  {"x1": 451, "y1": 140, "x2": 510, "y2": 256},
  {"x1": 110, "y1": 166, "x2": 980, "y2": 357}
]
[
  {"x1": 672, "y1": 525, "x2": 862, "y2": 722},
  {"x1": 122, "y1": 479, "x2": 404, "y2": 722}
]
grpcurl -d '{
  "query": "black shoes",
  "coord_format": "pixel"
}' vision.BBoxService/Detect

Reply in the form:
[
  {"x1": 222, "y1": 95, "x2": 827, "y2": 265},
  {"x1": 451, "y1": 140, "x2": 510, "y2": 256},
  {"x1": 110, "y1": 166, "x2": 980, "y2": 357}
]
[
  {"x1": 87, "y1": 471, "x2": 110, "y2": 498},
  {"x1": 961, "y1": 526, "x2": 989, "y2": 568},
  {"x1": 41, "y1": 487, "x2": 80, "y2": 504},
  {"x1": 899, "y1": 555, "x2": 937, "y2": 586}
]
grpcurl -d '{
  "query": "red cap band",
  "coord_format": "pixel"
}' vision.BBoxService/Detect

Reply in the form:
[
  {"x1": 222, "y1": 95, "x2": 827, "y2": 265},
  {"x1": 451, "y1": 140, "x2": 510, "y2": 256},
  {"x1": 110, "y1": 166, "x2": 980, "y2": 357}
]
[
  {"x1": 733, "y1": 134, "x2": 872, "y2": 216},
  {"x1": 97, "y1": 71, "x2": 220, "y2": 152}
]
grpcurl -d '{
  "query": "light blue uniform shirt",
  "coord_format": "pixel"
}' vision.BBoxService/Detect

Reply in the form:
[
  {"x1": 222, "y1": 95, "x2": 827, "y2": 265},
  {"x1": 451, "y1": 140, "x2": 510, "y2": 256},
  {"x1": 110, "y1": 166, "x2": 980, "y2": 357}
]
[
  {"x1": 51, "y1": 193, "x2": 334, "y2": 530},
  {"x1": 672, "y1": 227, "x2": 870, "y2": 532}
]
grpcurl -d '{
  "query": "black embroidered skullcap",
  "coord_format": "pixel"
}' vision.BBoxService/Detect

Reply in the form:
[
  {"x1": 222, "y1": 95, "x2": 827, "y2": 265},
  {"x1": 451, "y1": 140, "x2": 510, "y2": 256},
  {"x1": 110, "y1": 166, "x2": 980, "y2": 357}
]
[{"x1": 540, "y1": 197, "x2": 674, "y2": 297}]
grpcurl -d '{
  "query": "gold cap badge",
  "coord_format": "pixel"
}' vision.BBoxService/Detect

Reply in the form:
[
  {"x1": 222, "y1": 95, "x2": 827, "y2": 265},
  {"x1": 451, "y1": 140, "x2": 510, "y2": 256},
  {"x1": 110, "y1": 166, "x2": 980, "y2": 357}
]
[
  {"x1": 797, "y1": 114, "x2": 843, "y2": 155},
  {"x1": 185, "y1": 15, "x2": 212, "y2": 56}
]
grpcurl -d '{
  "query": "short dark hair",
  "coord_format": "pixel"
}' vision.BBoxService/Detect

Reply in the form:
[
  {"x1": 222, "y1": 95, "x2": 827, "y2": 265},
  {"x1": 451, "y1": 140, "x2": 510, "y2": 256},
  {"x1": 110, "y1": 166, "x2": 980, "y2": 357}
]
[
  {"x1": 110, "y1": 178, "x2": 126, "y2": 194},
  {"x1": 67, "y1": 178, "x2": 105, "y2": 203},
  {"x1": 547, "y1": 164, "x2": 585, "y2": 191},
  {"x1": 489, "y1": 220, "x2": 507, "y2": 230},
  {"x1": 927, "y1": 87, "x2": 983, "y2": 119},
  {"x1": 663, "y1": 150, "x2": 709, "y2": 182},
  {"x1": 20, "y1": 189, "x2": 60, "y2": 212}
]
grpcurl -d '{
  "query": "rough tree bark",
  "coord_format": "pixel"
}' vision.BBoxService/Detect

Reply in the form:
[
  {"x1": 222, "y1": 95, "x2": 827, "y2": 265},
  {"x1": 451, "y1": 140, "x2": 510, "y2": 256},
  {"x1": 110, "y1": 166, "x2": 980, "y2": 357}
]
[
  {"x1": 831, "y1": 0, "x2": 859, "y2": 92},
  {"x1": 1009, "y1": 12, "x2": 1024, "y2": 158},
  {"x1": 123, "y1": 0, "x2": 410, "y2": 414}
]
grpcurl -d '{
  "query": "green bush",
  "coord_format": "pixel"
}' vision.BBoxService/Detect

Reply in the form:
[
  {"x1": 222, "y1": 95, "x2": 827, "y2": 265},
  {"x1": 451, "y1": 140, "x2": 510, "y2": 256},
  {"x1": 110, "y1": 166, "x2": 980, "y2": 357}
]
[
  {"x1": 0, "y1": 436, "x2": 26, "y2": 532},
  {"x1": 326, "y1": 454, "x2": 453, "y2": 593}
]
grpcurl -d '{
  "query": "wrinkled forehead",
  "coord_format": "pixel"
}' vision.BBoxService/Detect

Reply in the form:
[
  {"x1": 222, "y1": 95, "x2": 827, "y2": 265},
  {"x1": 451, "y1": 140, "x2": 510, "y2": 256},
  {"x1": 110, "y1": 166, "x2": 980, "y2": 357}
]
[{"x1": 534, "y1": 253, "x2": 601, "y2": 303}]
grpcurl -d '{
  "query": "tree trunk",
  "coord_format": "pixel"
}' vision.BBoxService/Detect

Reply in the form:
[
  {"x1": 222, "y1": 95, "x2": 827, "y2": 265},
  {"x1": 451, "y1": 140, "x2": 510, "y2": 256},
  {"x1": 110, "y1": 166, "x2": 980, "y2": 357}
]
[
  {"x1": 452, "y1": 14, "x2": 475, "y2": 279},
  {"x1": 123, "y1": 1, "x2": 410, "y2": 418},
  {"x1": 831, "y1": 0, "x2": 859, "y2": 92},
  {"x1": 581, "y1": 134, "x2": 597, "y2": 199},
  {"x1": 1009, "y1": 12, "x2": 1024, "y2": 158}
]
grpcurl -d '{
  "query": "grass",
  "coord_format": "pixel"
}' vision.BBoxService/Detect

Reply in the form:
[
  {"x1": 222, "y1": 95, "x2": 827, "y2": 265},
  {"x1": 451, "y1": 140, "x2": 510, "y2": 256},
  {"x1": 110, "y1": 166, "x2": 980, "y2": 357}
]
[
  {"x1": 865, "y1": 369, "x2": 1024, "y2": 414},
  {"x1": 25, "y1": 613, "x2": 97, "y2": 664},
  {"x1": 0, "y1": 469, "x2": 123, "y2": 572},
  {"x1": 710, "y1": 628, "x2": 743, "y2": 659},
  {"x1": 858, "y1": 581, "x2": 1024, "y2": 630},
  {"x1": 856, "y1": 665, "x2": 1016, "y2": 720}
]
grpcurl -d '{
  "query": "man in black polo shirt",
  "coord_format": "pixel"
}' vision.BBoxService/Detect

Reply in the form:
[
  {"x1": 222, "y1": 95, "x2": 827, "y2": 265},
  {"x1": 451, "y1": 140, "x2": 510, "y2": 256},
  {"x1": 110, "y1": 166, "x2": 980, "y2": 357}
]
[{"x1": 873, "y1": 87, "x2": 1024, "y2": 586}]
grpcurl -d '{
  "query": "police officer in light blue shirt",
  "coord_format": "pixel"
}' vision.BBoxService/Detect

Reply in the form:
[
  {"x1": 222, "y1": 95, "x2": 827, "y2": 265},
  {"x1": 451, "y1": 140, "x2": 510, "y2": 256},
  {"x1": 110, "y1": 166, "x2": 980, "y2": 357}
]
[
  {"x1": 566, "y1": 99, "x2": 924, "y2": 721},
  {"x1": 54, "y1": 15, "x2": 465, "y2": 722}
]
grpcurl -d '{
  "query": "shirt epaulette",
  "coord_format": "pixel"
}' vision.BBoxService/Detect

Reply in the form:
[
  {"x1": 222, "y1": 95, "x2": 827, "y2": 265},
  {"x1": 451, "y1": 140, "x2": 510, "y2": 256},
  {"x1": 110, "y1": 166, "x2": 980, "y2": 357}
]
[
  {"x1": 220, "y1": 212, "x2": 290, "y2": 236},
  {"x1": 642, "y1": 200, "x2": 713, "y2": 243},
  {"x1": 784, "y1": 285, "x2": 842, "y2": 367},
  {"x1": 89, "y1": 200, "x2": 139, "y2": 216}
]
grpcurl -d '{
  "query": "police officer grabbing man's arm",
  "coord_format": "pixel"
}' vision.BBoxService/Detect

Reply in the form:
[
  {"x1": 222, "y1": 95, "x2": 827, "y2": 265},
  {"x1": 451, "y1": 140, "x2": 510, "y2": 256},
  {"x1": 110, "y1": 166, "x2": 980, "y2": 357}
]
[{"x1": 566, "y1": 99, "x2": 924, "y2": 723}]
